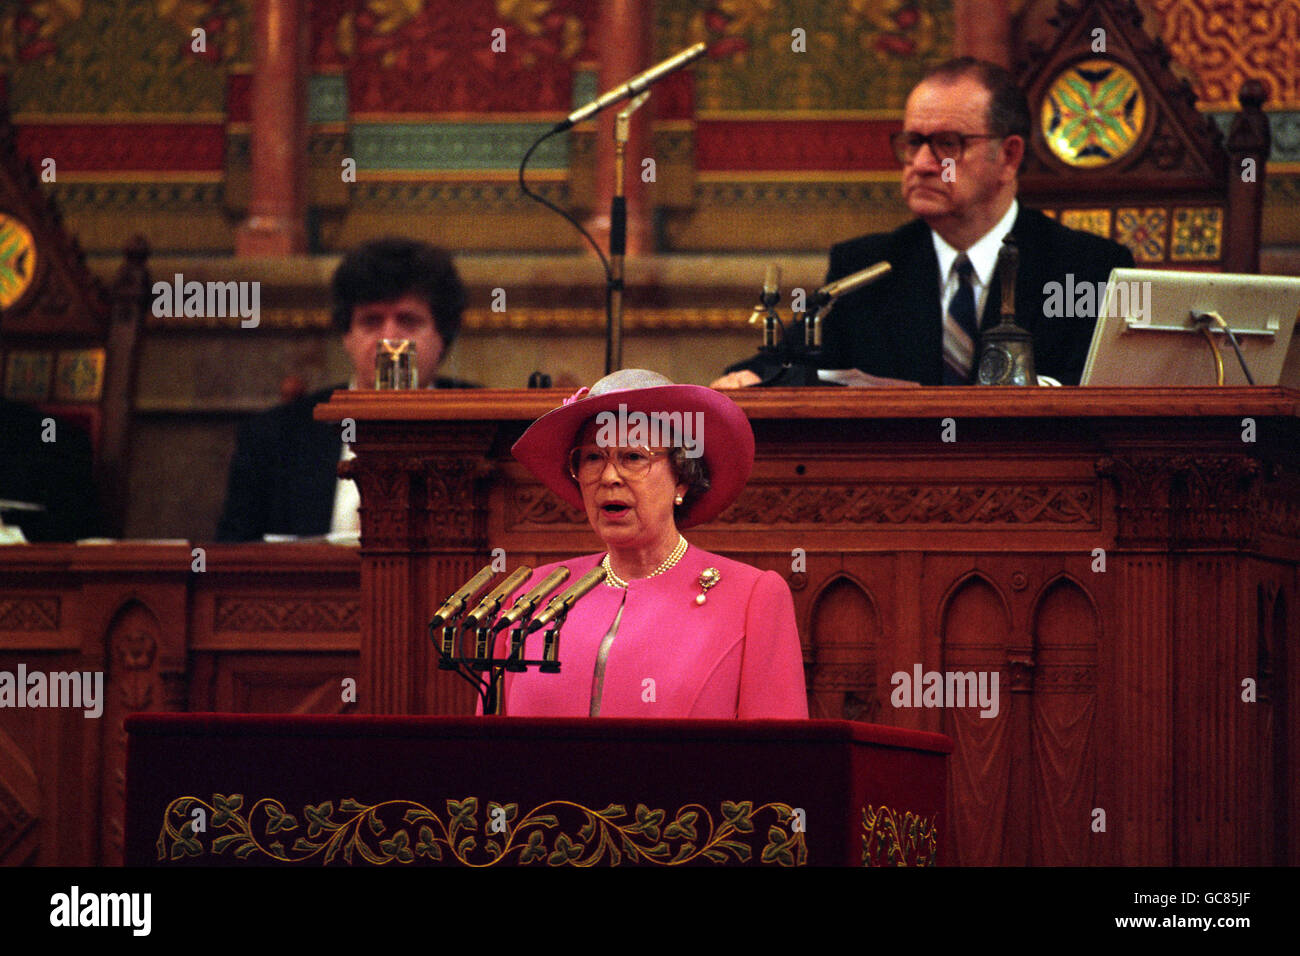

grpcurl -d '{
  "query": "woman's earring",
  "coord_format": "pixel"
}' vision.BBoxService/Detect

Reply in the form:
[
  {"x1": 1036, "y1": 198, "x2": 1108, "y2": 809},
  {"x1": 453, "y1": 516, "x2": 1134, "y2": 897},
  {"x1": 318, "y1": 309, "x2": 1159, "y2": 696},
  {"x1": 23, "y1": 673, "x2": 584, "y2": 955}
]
[{"x1": 674, "y1": 495, "x2": 684, "y2": 505}]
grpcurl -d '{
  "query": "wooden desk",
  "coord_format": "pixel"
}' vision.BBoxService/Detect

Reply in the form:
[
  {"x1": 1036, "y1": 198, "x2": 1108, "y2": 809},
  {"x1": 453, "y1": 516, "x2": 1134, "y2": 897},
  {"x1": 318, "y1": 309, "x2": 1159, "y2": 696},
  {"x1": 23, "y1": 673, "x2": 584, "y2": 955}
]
[
  {"x1": 316, "y1": 386, "x2": 1300, "y2": 865},
  {"x1": 0, "y1": 543, "x2": 359, "y2": 865}
]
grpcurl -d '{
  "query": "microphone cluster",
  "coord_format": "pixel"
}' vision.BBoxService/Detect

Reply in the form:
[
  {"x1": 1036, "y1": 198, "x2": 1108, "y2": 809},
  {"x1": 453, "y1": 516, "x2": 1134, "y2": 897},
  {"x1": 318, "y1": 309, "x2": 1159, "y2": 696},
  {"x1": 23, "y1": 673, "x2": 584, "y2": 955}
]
[
  {"x1": 430, "y1": 561, "x2": 607, "y2": 713},
  {"x1": 749, "y1": 260, "x2": 892, "y2": 383}
]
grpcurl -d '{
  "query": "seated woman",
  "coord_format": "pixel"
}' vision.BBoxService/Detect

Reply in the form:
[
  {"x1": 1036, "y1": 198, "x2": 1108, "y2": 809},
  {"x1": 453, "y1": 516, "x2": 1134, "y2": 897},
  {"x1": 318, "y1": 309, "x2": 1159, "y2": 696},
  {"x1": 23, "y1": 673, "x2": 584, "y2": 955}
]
[{"x1": 494, "y1": 368, "x2": 808, "y2": 718}]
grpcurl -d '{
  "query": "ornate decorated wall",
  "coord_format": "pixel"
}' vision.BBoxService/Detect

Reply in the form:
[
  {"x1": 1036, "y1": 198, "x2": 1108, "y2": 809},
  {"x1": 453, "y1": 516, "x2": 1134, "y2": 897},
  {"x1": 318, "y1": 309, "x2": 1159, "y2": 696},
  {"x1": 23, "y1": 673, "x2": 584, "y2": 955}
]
[{"x1": 3, "y1": 0, "x2": 1297, "y2": 257}]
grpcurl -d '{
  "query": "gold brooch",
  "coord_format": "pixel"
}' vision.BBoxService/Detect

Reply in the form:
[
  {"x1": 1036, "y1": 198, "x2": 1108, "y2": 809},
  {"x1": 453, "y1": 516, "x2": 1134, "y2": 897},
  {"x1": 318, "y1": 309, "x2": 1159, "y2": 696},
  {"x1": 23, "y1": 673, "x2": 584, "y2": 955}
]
[{"x1": 695, "y1": 567, "x2": 720, "y2": 605}]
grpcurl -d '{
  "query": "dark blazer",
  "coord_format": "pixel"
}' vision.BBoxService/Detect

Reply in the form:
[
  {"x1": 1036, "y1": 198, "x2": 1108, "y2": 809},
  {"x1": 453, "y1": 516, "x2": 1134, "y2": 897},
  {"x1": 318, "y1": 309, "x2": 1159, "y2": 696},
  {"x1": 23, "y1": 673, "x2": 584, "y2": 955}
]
[
  {"x1": 0, "y1": 398, "x2": 100, "y2": 541},
  {"x1": 730, "y1": 207, "x2": 1135, "y2": 386},
  {"x1": 216, "y1": 378, "x2": 478, "y2": 542}
]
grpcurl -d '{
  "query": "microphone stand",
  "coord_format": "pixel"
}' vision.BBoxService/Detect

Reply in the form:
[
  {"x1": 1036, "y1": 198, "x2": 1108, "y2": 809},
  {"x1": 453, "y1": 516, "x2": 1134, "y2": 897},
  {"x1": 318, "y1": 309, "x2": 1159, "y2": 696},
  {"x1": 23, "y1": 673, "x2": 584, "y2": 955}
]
[
  {"x1": 518, "y1": 43, "x2": 706, "y2": 378},
  {"x1": 754, "y1": 299, "x2": 826, "y2": 387},
  {"x1": 607, "y1": 91, "x2": 650, "y2": 375},
  {"x1": 433, "y1": 603, "x2": 565, "y2": 716}
]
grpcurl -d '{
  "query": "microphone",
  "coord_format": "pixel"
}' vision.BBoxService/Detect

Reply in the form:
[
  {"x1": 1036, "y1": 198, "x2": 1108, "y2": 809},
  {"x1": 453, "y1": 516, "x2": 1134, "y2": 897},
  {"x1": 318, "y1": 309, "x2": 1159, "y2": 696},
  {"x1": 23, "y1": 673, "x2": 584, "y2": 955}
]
[
  {"x1": 463, "y1": 565, "x2": 534, "y2": 629},
  {"x1": 815, "y1": 261, "x2": 892, "y2": 303},
  {"x1": 429, "y1": 564, "x2": 497, "y2": 629},
  {"x1": 761, "y1": 263, "x2": 781, "y2": 308},
  {"x1": 526, "y1": 565, "x2": 608, "y2": 632},
  {"x1": 492, "y1": 566, "x2": 571, "y2": 633},
  {"x1": 556, "y1": 43, "x2": 707, "y2": 131}
]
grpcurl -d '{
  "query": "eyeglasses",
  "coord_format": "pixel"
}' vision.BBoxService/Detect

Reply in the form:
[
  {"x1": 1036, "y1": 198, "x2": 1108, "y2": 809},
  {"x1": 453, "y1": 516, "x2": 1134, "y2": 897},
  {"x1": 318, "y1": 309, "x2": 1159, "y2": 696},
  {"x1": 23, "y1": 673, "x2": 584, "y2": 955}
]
[
  {"x1": 890, "y1": 130, "x2": 1003, "y2": 164},
  {"x1": 568, "y1": 445, "x2": 668, "y2": 483}
]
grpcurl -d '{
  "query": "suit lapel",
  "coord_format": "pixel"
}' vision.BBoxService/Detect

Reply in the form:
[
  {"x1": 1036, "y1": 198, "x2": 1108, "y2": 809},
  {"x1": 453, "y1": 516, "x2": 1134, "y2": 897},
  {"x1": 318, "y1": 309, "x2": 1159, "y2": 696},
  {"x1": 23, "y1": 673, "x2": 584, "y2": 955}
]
[{"x1": 895, "y1": 228, "x2": 943, "y2": 383}]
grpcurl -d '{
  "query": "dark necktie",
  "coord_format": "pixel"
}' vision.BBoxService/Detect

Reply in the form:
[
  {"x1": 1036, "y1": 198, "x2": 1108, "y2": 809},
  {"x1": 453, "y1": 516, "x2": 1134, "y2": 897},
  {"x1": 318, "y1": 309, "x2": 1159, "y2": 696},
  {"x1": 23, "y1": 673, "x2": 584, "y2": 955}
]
[{"x1": 942, "y1": 254, "x2": 978, "y2": 385}]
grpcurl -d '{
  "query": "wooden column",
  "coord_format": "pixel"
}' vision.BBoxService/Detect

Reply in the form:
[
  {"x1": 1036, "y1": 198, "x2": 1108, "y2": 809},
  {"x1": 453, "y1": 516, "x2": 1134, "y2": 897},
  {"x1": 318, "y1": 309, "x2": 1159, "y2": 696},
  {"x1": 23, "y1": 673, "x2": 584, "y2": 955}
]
[
  {"x1": 954, "y1": 0, "x2": 1011, "y2": 67},
  {"x1": 235, "y1": 0, "x2": 307, "y2": 256},
  {"x1": 584, "y1": 0, "x2": 654, "y2": 255},
  {"x1": 1225, "y1": 80, "x2": 1271, "y2": 274},
  {"x1": 343, "y1": 421, "x2": 495, "y2": 715}
]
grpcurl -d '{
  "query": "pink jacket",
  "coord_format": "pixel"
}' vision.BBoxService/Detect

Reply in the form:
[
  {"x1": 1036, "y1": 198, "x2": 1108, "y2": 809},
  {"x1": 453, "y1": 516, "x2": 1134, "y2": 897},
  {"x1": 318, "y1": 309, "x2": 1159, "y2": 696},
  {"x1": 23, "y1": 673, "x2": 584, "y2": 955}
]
[{"x1": 491, "y1": 546, "x2": 808, "y2": 719}]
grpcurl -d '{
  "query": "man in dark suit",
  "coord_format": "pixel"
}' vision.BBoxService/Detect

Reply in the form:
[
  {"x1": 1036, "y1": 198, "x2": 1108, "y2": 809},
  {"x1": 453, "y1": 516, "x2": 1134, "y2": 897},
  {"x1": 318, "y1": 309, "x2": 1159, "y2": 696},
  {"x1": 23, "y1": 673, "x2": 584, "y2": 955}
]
[
  {"x1": 0, "y1": 397, "x2": 100, "y2": 541},
  {"x1": 216, "y1": 238, "x2": 476, "y2": 541},
  {"x1": 712, "y1": 57, "x2": 1134, "y2": 388}
]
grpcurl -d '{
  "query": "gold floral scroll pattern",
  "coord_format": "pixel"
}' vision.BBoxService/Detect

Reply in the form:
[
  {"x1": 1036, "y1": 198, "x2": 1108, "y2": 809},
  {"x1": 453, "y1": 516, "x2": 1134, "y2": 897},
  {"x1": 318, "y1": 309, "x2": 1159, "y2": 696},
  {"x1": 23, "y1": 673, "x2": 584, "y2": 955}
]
[
  {"x1": 861, "y1": 804, "x2": 938, "y2": 866},
  {"x1": 1151, "y1": 0, "x2": 1300, "y2": 109},
  {"x1": 157, "y1": 795, "x2": 808, "y2": 866},
  {"x1": 844, "y1": 0, "x2": 943, "y2": 60},
  {"x1": 1171, "y1": 206, "x2": 1223, "y2": 260},
  {"x1": 1115, "y1": 208, "x2": 1169, "y2": 263},
  {"x1": 662, "y1": 0, "x2": 953, "y2": 111}
]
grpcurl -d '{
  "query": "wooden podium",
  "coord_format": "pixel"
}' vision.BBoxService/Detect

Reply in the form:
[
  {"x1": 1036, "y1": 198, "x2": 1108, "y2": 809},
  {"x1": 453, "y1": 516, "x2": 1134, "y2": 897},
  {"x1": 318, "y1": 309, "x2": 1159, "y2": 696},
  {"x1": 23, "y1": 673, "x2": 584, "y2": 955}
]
[
  {"x1": 125, "y1": 714, "x2": 951, "y2": 867},
  {"x1": 315, "y1": 386, "x2": 1300, "y2": 866}
]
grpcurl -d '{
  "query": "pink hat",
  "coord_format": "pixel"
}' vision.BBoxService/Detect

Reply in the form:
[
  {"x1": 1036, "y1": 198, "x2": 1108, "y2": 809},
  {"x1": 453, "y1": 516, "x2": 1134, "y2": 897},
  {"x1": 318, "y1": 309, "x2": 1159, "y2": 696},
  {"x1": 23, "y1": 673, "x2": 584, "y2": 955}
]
[{"x1": 511, "y1": 369, "x2": 755, "y2": 528}]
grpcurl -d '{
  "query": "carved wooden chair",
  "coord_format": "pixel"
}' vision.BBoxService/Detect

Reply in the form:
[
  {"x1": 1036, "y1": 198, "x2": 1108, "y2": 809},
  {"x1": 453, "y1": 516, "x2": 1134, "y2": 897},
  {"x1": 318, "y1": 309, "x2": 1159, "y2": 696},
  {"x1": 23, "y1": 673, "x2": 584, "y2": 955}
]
[{"x1": 1017, "y1": 0, "x2": 1269, "y2": 273}]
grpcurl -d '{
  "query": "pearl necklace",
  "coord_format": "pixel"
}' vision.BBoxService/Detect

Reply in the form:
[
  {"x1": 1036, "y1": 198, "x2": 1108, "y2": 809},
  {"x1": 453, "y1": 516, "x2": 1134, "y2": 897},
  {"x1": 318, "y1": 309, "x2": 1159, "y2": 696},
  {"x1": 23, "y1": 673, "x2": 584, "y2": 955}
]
[{"x1": 602, "y1": 535, "x2": 687, "y2": 588}]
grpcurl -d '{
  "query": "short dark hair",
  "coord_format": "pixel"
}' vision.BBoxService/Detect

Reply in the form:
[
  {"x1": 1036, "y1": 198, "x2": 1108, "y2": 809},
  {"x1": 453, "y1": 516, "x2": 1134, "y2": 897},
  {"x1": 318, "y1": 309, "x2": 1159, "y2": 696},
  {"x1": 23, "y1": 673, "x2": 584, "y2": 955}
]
[
  {"x1": 922, "y1": 57, "x2": 1032, "y2": 142},
  {"x1": 331, "y1": 238, "x2": 467, "y2": 346}
]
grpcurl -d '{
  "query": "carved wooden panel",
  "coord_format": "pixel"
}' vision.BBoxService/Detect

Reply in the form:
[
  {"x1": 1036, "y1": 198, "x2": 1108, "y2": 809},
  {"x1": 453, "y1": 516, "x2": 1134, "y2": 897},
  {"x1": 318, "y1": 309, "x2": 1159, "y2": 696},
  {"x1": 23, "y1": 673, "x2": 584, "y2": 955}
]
[
  {"x1": 1029, "y1": 577, "x2": 1101, "y2": 865},
  {"x1": 940, "y1": 575, "x2": 1015, "y2": 867},
  {"x1": 100, "y1": 600, "x2": 163, "y2": 866},
  {"x1": 806, "y1": 575, "x2": 881, "y2": 723}
]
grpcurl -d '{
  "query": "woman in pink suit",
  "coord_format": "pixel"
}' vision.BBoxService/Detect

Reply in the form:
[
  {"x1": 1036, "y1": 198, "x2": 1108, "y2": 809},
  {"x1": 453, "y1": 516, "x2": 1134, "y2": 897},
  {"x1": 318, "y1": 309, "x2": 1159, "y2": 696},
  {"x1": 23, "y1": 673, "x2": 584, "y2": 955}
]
[{"x1": 497, "y1": 369, "x2": 808, "y2": 719}]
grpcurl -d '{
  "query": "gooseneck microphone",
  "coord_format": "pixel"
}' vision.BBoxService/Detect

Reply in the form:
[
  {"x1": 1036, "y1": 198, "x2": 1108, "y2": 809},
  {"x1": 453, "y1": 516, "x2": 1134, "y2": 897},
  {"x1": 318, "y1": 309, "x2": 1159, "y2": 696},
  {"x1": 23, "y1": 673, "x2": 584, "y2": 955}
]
[
  {"x1": 554, "y1": 43, "x2": 707, "y2": 132},
  {"x1": 527, "y1": 566, "x2": 608, "y2": 632},
  {"x1": 463, "y1": 565, "x2": 534, "y2": 629},
  {"x1": 492, "y1": 567, "x2": 571, "y2": 633},
  {"x1": 814, "y1": 261, "x2": 892, "y2": 306},
  {"x1": 429, "y1": 564, "x2": 497, "y2": 629}
]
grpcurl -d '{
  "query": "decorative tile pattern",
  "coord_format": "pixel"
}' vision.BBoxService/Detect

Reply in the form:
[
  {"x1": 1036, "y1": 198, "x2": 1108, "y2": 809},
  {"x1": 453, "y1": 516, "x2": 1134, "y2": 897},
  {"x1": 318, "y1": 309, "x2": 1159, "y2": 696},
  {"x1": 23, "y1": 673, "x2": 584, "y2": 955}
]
[
  {"x1": 54, "y1": 350, "x2": 106, "y2": 403},
  {"x1": 1115, "y1": 208, "x2": 1170, "y2": 262},
  {"x1": 308, "y1": 75, "x2": 348, "y2": 124},
  {"x1": 1041, "y1": 59, "x2": 1148, "y2": 166},
  {"x1": 3, "y1": 352, "x2": 53, "y2": 403},
  {"x1": 1059, "y1": 209, "x2": 1113, "y2": 238},
  {"x1": 1171, "y1": 206, "x2": 1223, "y2": 260},
  {"x1": 351, "y1": 123, "x2": 569, "y2": 171}
]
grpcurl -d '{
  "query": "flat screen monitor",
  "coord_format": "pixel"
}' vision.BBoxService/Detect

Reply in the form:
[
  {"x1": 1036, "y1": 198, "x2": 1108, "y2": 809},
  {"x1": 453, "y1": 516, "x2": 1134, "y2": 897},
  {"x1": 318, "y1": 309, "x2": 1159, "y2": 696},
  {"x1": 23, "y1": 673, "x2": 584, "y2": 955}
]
[{"x1": 1080, "y1": 269, "x2": 1300, "y2": 386}]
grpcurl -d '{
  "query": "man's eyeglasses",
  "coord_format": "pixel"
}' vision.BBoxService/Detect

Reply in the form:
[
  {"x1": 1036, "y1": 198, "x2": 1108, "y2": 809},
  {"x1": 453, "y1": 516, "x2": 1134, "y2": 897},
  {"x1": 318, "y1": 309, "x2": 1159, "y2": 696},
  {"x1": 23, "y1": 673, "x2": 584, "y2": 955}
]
[
  {"x1": 890, "y1": 130, "x2": 1003, "y2": 164},
  {"x1": 568, "y1": 445, "x2": 668, "y2": 483}
]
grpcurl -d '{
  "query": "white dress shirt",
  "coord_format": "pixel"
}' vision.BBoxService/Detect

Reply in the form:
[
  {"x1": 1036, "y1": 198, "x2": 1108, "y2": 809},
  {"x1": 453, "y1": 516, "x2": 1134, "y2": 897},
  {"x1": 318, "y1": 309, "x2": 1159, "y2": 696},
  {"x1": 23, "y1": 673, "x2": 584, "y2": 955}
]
[{"x1": 931, "y1": 198, "x2": 1019, "y2": 329}]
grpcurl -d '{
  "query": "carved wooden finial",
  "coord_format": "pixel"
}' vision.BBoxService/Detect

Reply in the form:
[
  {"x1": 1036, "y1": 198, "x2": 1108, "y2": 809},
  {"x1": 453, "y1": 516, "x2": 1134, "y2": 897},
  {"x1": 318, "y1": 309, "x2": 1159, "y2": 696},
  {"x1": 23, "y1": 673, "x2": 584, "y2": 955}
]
[{"x1": 1238, "y1": 78, "x2": 1268, "y2": 112}]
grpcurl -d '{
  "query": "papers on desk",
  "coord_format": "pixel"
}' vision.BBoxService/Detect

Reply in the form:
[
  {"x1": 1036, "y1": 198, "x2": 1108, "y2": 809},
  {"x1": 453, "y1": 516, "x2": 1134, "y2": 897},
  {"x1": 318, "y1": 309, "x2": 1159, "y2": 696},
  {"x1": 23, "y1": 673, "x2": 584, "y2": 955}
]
[
  {"x1": 262, "y1": 531, "x2": 360, "y2": 546},
  {"x1": 815, "y1": 370, "x2": 1064, "y2": 387}
]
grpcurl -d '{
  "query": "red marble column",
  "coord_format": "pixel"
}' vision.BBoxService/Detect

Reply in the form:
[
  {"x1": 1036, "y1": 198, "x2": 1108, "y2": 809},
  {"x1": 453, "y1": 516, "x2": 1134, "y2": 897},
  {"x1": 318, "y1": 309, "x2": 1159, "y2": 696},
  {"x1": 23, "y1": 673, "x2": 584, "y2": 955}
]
[
  {"x1": 235, "y1": 0, "x2": 307, "y2": 256},
  {"x1": 584, "y1": 0, "x2": 654, "y2": 255},
  {"x1": 954, "y1": 0, "x2": 1011, "y2": 67}
]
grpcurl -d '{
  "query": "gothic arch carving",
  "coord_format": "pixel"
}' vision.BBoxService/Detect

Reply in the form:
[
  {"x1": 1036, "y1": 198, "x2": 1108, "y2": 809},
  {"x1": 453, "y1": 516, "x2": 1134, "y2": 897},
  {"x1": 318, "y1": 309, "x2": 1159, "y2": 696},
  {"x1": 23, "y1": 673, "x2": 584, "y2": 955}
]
[
  {"x1": 1029, "y1": 575, "x2": 1101, "y2": 864},
  {"x1": 939, "y1": 573, "x2": 1012, "y2": 866},
  {"x1": 806, "y1": 573, "x2": 880, "y2": 722}
]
